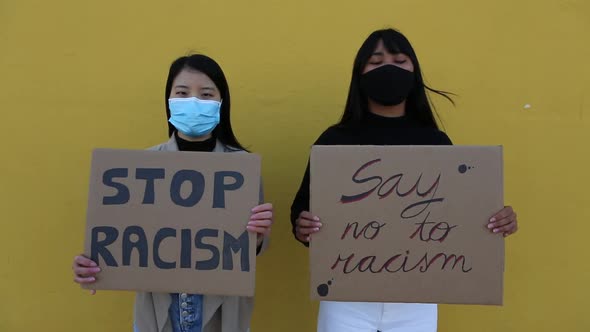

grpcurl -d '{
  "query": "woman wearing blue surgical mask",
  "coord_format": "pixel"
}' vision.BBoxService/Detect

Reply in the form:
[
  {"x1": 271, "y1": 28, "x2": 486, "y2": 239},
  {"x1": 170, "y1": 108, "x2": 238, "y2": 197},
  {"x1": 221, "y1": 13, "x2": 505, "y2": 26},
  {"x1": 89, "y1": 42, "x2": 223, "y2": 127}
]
[
  {"x1": 290, "y1": 29, "x2": 518, "y2": 332},
  {"x1": 72, "y1": 54, "x2": 273, "y2": 332}
]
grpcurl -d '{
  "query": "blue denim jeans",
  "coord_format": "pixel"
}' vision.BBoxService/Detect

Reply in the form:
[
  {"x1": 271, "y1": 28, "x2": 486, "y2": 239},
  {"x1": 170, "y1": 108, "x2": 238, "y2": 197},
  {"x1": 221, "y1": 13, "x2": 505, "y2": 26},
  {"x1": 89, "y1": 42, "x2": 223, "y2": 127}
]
[{"x1": 168, "y1": 293, "x2": 203, "y2": 332}]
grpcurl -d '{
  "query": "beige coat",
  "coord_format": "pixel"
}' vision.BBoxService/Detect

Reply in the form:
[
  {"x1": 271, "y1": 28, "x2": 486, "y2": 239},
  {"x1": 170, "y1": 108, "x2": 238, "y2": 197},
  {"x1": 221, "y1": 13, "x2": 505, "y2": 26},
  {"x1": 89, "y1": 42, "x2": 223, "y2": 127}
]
[{"x1": 133, "y1": 136, "x2": 266, "y2": 332}]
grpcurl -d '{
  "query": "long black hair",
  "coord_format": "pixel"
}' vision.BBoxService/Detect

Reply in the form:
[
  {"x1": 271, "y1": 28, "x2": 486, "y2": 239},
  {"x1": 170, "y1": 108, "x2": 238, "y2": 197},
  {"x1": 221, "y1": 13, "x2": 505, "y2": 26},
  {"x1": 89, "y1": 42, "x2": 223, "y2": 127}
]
[
  {"x1": 165, "y1": 54, "x2": 247, "y2": 150},
  {"x1": 338, "y1": 28, "x2": 454, "y2": 129}
]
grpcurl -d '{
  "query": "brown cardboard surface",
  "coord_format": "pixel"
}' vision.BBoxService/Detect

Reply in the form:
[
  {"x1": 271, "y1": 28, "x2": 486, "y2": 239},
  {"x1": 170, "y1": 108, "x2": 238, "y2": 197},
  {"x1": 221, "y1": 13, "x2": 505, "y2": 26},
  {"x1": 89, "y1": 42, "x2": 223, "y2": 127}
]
[
  {"x1": 310, "y1": 145, "x2": 504, "y2": 305},
  {"x1": 82, "y1": 148, "x2": 260, "y2": 296}
]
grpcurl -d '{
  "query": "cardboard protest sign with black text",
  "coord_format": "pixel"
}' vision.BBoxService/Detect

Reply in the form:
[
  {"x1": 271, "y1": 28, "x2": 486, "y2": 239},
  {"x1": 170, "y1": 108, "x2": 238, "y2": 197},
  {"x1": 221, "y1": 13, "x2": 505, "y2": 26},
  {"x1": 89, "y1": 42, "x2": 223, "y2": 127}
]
[{"x1": 83, "y1": 149, "x2": 260, "y2": 296}]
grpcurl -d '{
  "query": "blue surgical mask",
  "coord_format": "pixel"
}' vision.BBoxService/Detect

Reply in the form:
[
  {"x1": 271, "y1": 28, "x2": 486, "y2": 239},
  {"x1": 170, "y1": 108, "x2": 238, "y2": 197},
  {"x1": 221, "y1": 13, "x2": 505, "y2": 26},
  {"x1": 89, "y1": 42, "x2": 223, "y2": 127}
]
[{"x1": 168, "y1": 97, "x2": 221, "y2": 137}]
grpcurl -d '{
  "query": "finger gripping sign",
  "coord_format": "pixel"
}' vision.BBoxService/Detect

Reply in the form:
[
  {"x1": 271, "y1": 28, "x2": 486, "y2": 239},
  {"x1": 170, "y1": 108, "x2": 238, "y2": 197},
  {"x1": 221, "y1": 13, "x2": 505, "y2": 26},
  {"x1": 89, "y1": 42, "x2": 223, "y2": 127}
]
[
  {"x1": 83, "y1": 149, "x2": 261, "y2": 296},
  {"x1": 310, "y1": 145, "x2": 504, "y2": 305}
]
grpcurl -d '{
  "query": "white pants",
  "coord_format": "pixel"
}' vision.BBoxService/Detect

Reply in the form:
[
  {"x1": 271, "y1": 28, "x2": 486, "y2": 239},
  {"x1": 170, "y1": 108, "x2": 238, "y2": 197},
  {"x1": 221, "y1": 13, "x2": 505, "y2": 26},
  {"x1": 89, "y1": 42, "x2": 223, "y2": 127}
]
[{"x1": 317, "y1": 301, "x2": 437, "y2": 332}]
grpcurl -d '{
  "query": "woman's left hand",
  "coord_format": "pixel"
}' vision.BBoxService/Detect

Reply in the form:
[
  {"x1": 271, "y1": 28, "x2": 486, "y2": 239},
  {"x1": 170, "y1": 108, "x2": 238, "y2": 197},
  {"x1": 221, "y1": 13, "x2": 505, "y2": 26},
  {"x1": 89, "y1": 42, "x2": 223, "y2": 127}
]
[
  {"x1": 247, "y1": 203, "x2": 273, "y2": 245},
  {"x1": 488, "y1": 205, "x2": 518, "y2": 237}
]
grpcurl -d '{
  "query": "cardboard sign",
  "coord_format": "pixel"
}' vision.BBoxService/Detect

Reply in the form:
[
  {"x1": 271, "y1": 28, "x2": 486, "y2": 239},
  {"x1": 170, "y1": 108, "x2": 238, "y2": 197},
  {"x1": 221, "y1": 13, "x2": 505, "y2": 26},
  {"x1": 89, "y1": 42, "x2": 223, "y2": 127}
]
[
  {"x1": 310, "y1": 145, "x2": 504, "y2": 305},
  {"x1": 83, "y1": 148, "x2": 261, "y2": 296}
]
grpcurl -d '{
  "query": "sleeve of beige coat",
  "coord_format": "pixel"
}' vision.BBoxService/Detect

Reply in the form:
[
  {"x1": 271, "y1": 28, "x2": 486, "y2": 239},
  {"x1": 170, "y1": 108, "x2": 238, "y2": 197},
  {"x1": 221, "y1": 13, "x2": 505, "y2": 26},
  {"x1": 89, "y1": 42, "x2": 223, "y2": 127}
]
[
  {"x1": 134, "y1": 292, "x2": 159, "y2": 332},
  {"x1": 256, "y1": 178, "x2": 270, "y2": 255}
]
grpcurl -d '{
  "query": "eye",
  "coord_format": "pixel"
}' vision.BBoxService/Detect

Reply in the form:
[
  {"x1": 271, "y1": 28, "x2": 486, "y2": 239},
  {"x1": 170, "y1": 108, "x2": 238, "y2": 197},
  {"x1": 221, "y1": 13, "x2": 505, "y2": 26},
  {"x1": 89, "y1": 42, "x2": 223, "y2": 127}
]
[
  {"x1": 368, "y1": 55, "x2": 384, "y2": 65},
  {"x1": 175, "y1": 91, "x2": 188, "y2": 96},
  {"x1": 394, "y1": 60, "x2": 407, "y2": 64},
  {"x1": 200, "y1": 94, "x2": 214, "y2": 99}
]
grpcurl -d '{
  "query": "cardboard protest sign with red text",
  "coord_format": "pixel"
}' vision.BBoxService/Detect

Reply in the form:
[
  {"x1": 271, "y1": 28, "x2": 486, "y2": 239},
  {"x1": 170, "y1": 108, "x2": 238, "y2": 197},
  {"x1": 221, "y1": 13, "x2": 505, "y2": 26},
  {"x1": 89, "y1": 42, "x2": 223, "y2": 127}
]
[
  {"x1": 83, "y1": 149, "x2": 260, "y2": 296},
  {"x1": 310, "y1": 145, "x2": 504, "y2": 305}
]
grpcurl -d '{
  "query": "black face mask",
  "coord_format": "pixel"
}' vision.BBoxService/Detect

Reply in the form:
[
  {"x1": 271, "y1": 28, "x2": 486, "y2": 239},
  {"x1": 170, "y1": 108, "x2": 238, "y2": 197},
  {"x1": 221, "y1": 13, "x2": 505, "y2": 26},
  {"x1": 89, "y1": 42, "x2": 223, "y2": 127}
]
[{"x1": 360, "y1": 64, "x2": 415, "y2": 106}]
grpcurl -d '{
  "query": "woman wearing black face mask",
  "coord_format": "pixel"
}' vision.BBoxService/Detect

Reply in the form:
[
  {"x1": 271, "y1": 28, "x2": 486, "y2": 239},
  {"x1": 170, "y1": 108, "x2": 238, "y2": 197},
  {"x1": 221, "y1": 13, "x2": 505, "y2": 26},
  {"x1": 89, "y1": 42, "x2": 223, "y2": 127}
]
[{"x1": 290, "y1": 29, "x2": 518, "y2": 332}]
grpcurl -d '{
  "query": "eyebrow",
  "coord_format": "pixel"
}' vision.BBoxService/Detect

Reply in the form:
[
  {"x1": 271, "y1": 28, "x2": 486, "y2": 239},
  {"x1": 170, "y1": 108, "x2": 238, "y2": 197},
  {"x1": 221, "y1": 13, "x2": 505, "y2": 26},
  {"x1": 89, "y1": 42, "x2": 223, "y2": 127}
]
[
  {"x1": 371, "y1": 52, "x2": 385, "y2": 56},
  {"x1": 173, "y1": 85, "x2": 215, "y2": 91}
]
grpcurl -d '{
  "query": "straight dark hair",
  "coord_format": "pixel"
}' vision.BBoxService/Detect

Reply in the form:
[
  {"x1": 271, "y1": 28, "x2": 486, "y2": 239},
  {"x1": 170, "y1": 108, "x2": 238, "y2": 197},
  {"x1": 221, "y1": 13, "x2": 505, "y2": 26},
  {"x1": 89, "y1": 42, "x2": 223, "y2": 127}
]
[
  {"x1": 338, "y1": 28, "x2": 454, "y2": 129},
  {"x1": 165, "y1": 54, "x2": 247, "y2": 151}
]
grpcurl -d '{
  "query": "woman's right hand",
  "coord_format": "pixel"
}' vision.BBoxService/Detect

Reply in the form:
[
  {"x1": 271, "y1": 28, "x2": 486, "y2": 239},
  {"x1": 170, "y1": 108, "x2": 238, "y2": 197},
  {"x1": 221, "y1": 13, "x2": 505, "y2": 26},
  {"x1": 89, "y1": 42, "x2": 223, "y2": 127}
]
[
  {"x1": 295, "y1": 211, "x2": 322, "y2": 243},
  {"x1": 72, "y1": 255, "x2": 100, "y2": 295}
]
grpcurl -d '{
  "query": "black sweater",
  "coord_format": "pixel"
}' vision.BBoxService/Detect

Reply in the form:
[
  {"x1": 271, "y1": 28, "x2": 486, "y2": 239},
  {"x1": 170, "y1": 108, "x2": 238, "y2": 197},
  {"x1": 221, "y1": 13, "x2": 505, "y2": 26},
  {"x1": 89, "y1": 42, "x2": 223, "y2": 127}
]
[
  {"x1": 174, "y1": 131, "x2": 217, "y2": 152},
  {"x1": 290, "y1": 112, "x2": 453, "y2": 245}
]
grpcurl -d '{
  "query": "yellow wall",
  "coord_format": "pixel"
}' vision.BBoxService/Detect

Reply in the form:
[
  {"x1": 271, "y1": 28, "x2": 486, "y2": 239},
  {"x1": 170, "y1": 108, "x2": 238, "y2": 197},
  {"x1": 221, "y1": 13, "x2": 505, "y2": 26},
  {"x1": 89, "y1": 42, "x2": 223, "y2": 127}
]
[{"x1": 1, "y1": 0, "x2": 589, "y2": 331}]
